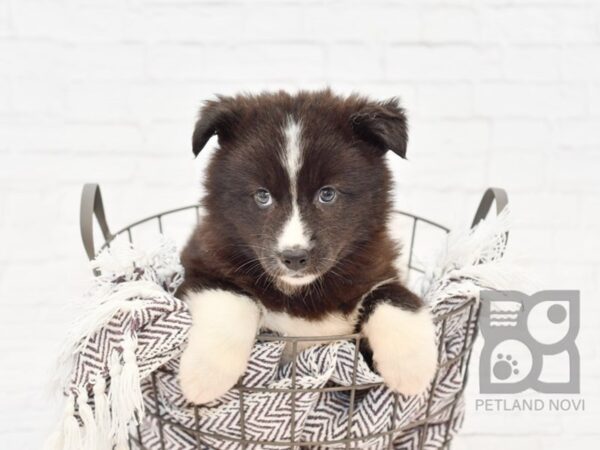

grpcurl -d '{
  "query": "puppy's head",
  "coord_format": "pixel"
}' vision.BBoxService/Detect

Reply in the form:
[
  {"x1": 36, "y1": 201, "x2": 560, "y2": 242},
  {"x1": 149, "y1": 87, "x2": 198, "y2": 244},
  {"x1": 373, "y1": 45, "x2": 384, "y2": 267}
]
[{"x1": 193, "y1": 90, "x2": 407, "y2": 291}]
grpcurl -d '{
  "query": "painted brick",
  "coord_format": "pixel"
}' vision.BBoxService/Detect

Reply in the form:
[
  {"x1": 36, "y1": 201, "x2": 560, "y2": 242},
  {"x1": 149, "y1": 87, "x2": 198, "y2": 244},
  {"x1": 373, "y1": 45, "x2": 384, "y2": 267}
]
[
  {"x1": 422, "y1": 7, "x2": 480, "y2": 43},
  {"x1": 385, "y1": 45, "x2": 480, "y2": 81}
]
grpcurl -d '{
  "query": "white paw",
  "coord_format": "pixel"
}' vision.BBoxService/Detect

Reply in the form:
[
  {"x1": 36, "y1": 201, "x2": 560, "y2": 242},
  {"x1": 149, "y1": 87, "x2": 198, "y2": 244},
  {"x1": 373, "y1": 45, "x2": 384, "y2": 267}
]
[
  {"x1": 178, "y1": 289, "x2": 260, "y2": 404},
  {"x1": 179, "y1": 338, "x2": 247, "y2": 404},
  {"x1": 363, "y1": 304, "x2": 438, "y2": 396}
]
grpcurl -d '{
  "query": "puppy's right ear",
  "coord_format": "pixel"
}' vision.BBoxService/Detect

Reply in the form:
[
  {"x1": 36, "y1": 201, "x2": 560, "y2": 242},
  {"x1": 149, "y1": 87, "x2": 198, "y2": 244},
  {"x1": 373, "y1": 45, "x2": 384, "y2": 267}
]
[{"x1": 192, "y1": 96, "x2": 237, "y2": 157}]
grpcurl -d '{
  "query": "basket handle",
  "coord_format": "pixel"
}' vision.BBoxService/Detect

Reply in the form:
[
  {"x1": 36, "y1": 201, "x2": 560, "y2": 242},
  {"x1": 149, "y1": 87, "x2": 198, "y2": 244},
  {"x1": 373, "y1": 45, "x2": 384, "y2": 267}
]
[
  {"x1": 80, "y1": 183, "x2": 112, "y2": 261},
  {"x1": 471, "y1": 187, "x2": 509, "y2": 229}
]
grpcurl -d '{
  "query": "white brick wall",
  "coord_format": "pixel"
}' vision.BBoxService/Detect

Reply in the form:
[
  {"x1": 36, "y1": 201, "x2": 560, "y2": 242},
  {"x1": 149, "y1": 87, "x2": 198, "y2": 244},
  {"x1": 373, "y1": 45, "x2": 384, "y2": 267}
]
[{"x1": 1, "y1": 1, "x2": 599, "y2": 448}]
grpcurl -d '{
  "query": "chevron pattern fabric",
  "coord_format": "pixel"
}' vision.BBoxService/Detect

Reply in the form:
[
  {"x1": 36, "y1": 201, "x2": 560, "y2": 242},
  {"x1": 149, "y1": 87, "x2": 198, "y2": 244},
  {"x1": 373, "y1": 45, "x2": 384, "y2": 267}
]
[
  {"x1": 53, "y1": 217, "x2": 511, "y2": 450},
  {"x1": 131, "y1": 274, "x2": 476, "y2": 450}
]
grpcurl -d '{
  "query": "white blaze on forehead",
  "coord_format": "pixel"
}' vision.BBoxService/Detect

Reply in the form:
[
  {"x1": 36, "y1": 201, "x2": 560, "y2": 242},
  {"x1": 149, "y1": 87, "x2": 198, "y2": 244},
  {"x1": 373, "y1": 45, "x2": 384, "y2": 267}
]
[
  {"x1": 283, "y1": 118, "x2": 303, "y2": 187},
  {"x1": 277, "y1": 118, "x2": 310, "y2": 251}
]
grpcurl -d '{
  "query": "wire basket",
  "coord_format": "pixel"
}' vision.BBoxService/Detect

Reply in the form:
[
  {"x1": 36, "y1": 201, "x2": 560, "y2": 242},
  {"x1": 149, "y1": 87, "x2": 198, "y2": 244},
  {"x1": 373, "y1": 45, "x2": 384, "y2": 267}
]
[{"x1": 80, "y1": 184, "x2": 508, "y2": 450}]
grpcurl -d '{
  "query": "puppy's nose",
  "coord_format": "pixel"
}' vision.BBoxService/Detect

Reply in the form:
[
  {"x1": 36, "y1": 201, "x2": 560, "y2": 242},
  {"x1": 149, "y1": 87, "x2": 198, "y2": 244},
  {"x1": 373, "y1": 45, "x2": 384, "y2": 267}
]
[{"x1": 280, "y1": 248, "x2": 309, "y2": 271}]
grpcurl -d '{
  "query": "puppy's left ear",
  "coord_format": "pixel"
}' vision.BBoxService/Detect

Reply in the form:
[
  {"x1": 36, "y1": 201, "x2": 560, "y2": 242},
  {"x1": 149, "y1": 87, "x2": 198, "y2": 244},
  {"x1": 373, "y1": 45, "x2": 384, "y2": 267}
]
[{"x1": 350, "y1": 98, "x2": 408, "y2": 159}]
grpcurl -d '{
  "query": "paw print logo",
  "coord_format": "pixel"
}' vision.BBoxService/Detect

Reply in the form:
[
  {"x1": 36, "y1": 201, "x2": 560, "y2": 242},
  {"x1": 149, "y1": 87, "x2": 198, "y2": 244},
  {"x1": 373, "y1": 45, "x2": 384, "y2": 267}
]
[
  {"x1": 493, "y1": 354, "x2": 519, "y2": 380},
  {"x1": 479, "y1": 290, "x2": 580, "y2": 394}
]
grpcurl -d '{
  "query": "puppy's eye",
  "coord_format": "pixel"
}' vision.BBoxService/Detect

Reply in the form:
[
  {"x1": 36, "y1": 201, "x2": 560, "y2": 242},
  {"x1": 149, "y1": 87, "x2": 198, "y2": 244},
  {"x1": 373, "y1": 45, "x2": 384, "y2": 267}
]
[
  {"x1": 254, "y1": 189, "x2": 273, "y2": 208},
  {"x1": 318, "y1": 186, "x2": 337, "y2": 204}
]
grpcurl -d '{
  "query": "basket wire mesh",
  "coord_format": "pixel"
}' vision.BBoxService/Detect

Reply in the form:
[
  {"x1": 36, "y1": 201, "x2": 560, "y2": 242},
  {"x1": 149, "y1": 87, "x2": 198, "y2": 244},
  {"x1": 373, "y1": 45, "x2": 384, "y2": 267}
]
[{"x1": 80, "y1": 184, "x2": 508, "y2": 450}]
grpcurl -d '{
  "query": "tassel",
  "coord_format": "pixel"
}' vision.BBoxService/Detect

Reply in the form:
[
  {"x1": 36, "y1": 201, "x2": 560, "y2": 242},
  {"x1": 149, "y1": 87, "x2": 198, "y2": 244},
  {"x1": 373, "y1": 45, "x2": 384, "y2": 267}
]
[
  {"x1": 77, "y1": 387, "x2": 97, "y2": 450},
  {"x1": 119, "y1": 334, "x2": 145, "y2": 419},
  {"x1": 62, "y1": 395, "x2": 82, "y2": 450},
  {"x1": 93, "y1": 376, "x2": 112, "y2": 450},
  {"x1": 109, "y1": 334, "x2": 143, "y2": 450},
  {"x1": 109, "y1": 351, "x2": 126, "y2": 447}
]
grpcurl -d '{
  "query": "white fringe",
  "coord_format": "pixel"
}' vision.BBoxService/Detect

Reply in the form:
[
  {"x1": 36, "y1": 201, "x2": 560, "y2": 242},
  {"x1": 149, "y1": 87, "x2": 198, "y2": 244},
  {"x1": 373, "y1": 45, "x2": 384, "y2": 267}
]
[
  {"x1": 49, "y1": 335, "x2": 145, "y2": 450},
  {"x1": 93, "y1": 376, "x2": 112, "y2": 450},
  {"x1": 77, "y1": 387, "x2": 97, "y2": 449},
  {"x1": 420, "y1": 208, "x2": 530, "y2": 299},
  {"x1": 108, "y1": 350, "x2": 125, "y2": 446},
  {"x1": 52, "y1": 282, "x2": 173, "y2": 401},
  {"x1": 119, "y1": 334, "x2": 145, "y2": 420},
  {"x1": 109, "y1": 335, "x2": 144, "y2": 449},
  {"x1": 62, "y1": 395, "x2": 82, "y2": 450}
]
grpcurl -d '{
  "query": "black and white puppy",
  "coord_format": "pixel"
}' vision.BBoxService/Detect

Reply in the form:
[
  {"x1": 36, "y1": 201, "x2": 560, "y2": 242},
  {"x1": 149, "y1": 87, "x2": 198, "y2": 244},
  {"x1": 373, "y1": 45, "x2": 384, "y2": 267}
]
[{"x1": 176, "y1": 90, "x2": 437, "y2": 404}]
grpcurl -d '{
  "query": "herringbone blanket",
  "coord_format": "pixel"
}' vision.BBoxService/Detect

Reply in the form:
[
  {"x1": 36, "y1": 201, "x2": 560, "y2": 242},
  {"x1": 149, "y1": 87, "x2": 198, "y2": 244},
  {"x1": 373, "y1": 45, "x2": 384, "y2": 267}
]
[{"x1": 47, "y1": 211, "x2": 510, "y2": 450}]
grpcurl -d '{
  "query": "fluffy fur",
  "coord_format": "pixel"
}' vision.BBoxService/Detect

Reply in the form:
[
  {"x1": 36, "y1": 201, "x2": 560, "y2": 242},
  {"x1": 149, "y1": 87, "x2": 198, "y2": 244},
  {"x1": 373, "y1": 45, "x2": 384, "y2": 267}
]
[
  {"x1": 177, "y1": 89, "x2": 437, "y2": 404},
  {"x1": 179, "y1": 289, "x2": 260, "y2": 404},
  {"x1": 362, "y1": 304, "x2": 437, "y2": 395}
]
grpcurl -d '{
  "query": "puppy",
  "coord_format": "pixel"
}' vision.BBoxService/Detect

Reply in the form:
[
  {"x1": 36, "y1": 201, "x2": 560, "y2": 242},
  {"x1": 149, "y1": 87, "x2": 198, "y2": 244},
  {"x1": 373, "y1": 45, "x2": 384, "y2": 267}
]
[{"x1": 177, "y1": 90, "x2": 437, "y2": 404}]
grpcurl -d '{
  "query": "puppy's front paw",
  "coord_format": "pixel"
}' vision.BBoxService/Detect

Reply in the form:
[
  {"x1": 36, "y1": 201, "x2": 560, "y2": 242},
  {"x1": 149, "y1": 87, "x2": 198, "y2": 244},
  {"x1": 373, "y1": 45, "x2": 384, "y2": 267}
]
[
  {"x1": 179, "y1": 337, "x2": 247, "y2": 404},
  {"x1": 363, "y1": 304, "x2": 438, "y2": 396},
  {"x1": 178, "y1": 289, "x2": 260, "y2": 404}
]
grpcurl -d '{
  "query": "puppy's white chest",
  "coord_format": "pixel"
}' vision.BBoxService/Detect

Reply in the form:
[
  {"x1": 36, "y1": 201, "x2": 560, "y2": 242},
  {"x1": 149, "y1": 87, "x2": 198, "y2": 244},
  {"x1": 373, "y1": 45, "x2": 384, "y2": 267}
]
[{"x1": 260, "y1": 309, "x2": 358, "y2": 358}]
